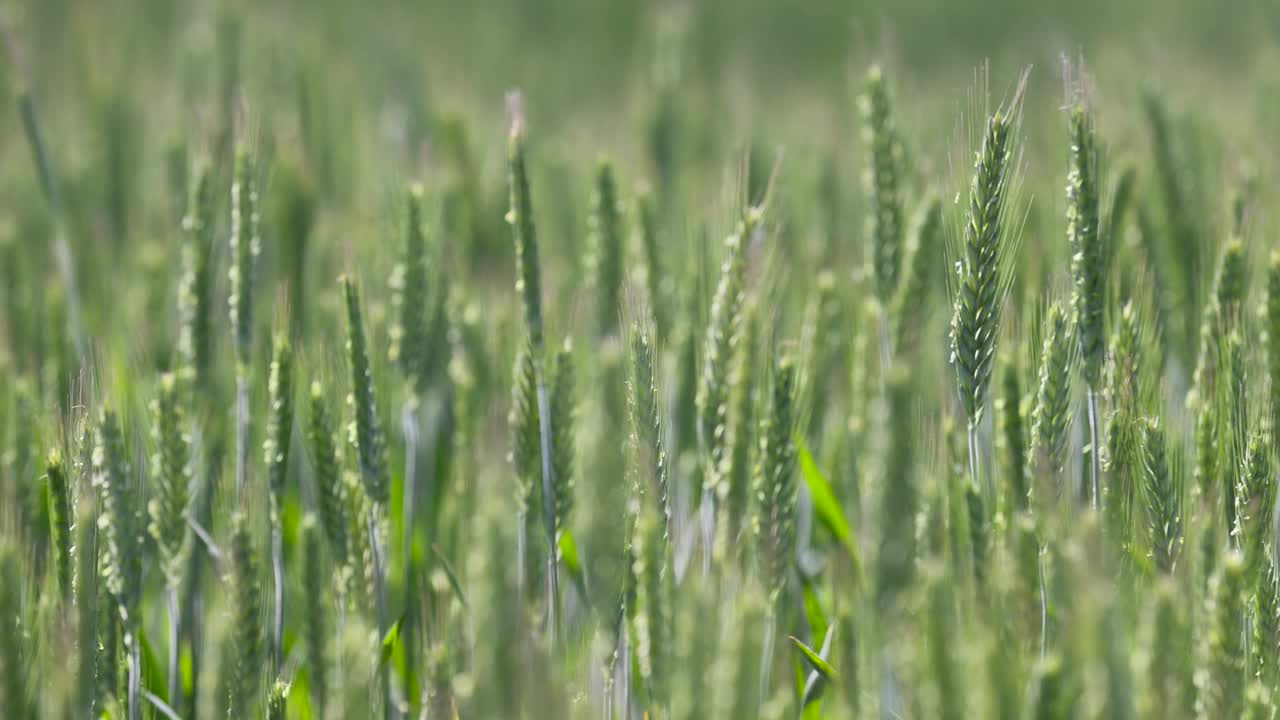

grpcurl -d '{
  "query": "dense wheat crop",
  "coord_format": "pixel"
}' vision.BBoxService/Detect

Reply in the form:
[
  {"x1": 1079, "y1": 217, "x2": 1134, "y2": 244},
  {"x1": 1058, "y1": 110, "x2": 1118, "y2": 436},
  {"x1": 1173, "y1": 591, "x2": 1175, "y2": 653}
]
[{"x1": 4, "y1": 1, "x2": 1280, "y2": 718}]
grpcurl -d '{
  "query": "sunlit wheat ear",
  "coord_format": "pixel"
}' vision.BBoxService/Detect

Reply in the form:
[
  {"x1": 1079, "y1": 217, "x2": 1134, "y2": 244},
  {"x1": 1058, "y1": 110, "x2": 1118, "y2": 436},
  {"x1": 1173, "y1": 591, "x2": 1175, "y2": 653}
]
[
  {"x1": 342, "y1": 276, "x2": 388, "y2": 506},
  {"x1": 861, "y1": 64, "x2": 905, "y2": 306},
  {"x1": 753, "y1": 350, "x2": 798, "y2": 600},
  {"x1": 149, "y1": 373, "x2": 192, "y2": 585},
  {"x1": 1140, "y1": 417, "x2": 1182, "y2": 575},
  {"x1": 948, "y1": 72, "x2": 1026, "y2": 429},
  {"x1": 306, "y1": 380, "x2": 348, "y2": 567}
]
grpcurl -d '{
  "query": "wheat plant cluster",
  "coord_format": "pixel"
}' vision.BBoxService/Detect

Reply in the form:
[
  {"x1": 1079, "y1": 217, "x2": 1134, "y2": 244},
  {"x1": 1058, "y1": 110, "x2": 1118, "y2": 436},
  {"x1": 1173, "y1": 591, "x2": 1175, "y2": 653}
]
[{"x1": 2, "y1": 1, "x2": 1280, "y2": 719}]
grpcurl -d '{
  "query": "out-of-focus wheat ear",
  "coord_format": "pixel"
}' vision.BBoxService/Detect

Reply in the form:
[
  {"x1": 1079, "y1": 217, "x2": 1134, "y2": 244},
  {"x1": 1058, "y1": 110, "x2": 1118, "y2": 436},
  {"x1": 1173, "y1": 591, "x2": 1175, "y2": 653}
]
[
  {"x1": 549, "y1": 339, "x2": 575, "y2": 549},
  {"x1": 149, "y1": 373, "x2": 192, "y2": 585},
  {"x1": 1189, "y1": 237, "x2": 1247, "y2": 411},
  {"x1": 633, "y1": 190, "x2": 668, "y2": 336},
  {"x1": 1234, "y1": 428, "x2": 1273, "y2": 584},
  {"x1": 230, "y1": 146, "x2": 260, "y2": 502},
  {"x1": 266, "y1": 679, "x2": 288, "y2": 720},
  {"x1": 389, "y1": 183, "x2": 432, "y2": 394},
  {"x1": 506, "y1": 94, "x2": 545, "y2": 352},
  {"x1": 229, "y1": 146, "x2": 259, "y2": 373},
  {"x1": 0, "y1": 542, "x2": 31, "y2": 716},
  {"x1": 74, "y1": 483, "x2": 99, "y2": 716},
  {"x1": 1029, "y1": 301, "x2": 1074, "y2": 489},
  {"x1": 753, "y1": 350, "x2": 799, "y2": 601},
  {"x1": 1197, "y1": 550, "x2": 1247, "y2": 719},
  {"x1": 149, "y1": 372, "x2": 193, "y2": 709},
  {"x1": 630, "y1": 500, "x2": 672, "y2": 715},
  {"x1": 1254, "y1": 555, "x2": 1280, "y2": 686},
  {"x1": 342, "y1": 276, "x2": 388, "y2": 506},
  {"x1": 509, "y1": 340, "x2": 540, "y2": 591},
  {"x1": 227, "y1": 510, "x2": 264, "y2": 718},
  {"x1": 301, "y1": 515, "x2": 329, "y2": 718},
  {"x1": 722, "y1": 298, "x2": 758, "y2": 552},
  {"x1": 1141, "y1": 418, "x2": 1182, "y2": 575},
  {"x1": 894, "y1": 193, "x2": 942, "y2": 352},
  {"x1": 627, "y1": 318, "x2": 670, "y2": 535},
  {"x1": 307, "y1": 380, "x2": 348, "y2": 567},
  {"x1": 1263, "y1": 250, "x2": 1280, "y2": 443},
  {"x1": 45, "y1": 449, "x2": 72, "y2": 602},
  {"x1": 264, "y1": 335, "x2": 294, "y2": 671},
  {"x1": 997, "y1": 356, "x2": 1029, "y2": 512},
  {"x1": 178, "y1": 164, "x2": 214, "y2": 387},
  {"x1": 92, "y1": 408, "x2": 143, "y2": 719},
  {"x1": 861, "y1": 64, "x2": 905, "y2": 308},
  {"x1": 698, "y1": 205, "x2": 759, "y2": 565},
  {"x1": 876, "y1": 367, "x2": 917, "y2": 612},
  {"x1": 1026, "y1": 653, "x2": 1076, "y2": 720},
  {"x1": 588, "y1": 159, "x2": 625, "y2": 338}
]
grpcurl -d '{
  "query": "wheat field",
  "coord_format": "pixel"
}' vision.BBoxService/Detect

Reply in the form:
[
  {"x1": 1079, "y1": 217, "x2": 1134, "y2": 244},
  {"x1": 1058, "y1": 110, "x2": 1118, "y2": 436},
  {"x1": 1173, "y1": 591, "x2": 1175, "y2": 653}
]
[{"x1": 2, "y1": 1, "x2": 1280, "y2": 718}]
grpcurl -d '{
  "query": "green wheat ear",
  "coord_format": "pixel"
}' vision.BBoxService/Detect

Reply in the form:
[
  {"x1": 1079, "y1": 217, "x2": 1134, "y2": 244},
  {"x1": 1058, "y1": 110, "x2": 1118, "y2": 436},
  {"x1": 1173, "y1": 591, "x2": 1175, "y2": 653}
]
[
  {"x1": 264, "y1": 335, "x2": 295, "y2": 513},
  {"x1": 266, "y1": 679, "x2": 288, "y2": 720},
  {"x1": 1029, "y1": 301, "x2": 1074, "y2": 483},
  {"x1": 1198, "y1": 550, "x2": 1247, "y2": 719},
  {"x1": 588, "y1": 159, "x2": 624, "y2": 338},
  {"x1": 627, "y1": 318, "x2": 671, "y2": 532},
  {"x1": 228, "y1": 511, "x2": 264, "y2": 717},
  {"x1": 631, "y1": 497, "x2": 672, "y2": 714},
  {"x1": 862, "y1": 64, "x2": 905, "y2": 306},
  {"x1": 549, "y1": 339, "x2": 576, "y2": 547},
  {"x1": 45, "y1": 449, "x2": 72, "y2": 602},
  {"x1": 178, "y1": 164, "x2": 214, "y2": 386},
  {"x1": 229, "y1": 147, "x2": 260, "y2": 373},
  {"x1": 698, "y1": 206, "x2": 759, "y2": 516},
  {"x1": 1235, "y1": 428, "x2": 1273, "y2": 583},
  {"x1": 1263, "y1": 250, "x2": 1280, "y2": 436},
  {"x1": 301, "y1": 515, "x2": 329, "y2": 717},
  {"x1": 1067, "y1": 104, "x2": 1105, "y2": 386},
  {"x1": 389, "y1": 183, "x2": 433, "y2": 394},
  {"x1": 149, "y1": 373, "x2": 192, "y2": 585},
  {"x1": 342, "y1": 276, "x2": 388, "y2": 506},
  {"x1": 93, "y1": 409, "x2": 141, "y2": 625},
  {"x1": 754, "y1": 350, "x2": 799, "y2": 600},
  {"x1": 895, "y1": 193, "x2": 943, "y2": 352},
  {"x1": 307, "y1": 380, "x2": 348, "y2": 566},
  {"x1": 509, "y1": 341, "x2": 541, "y2": 516},
  {"x1": 997, "y1": 357, "x2": 1029, "y2": 511},
  {"x1": 950, "y1": 93, "x2": 1023, "y2": 427},
  {"x1": 506, "y1": 102, "x2": 545, "y2": 352},
  {"x1": 1141, "y1": 417, "x2": 1182, "y2": 574}
]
